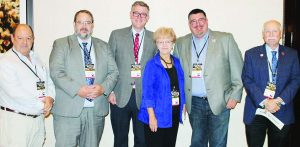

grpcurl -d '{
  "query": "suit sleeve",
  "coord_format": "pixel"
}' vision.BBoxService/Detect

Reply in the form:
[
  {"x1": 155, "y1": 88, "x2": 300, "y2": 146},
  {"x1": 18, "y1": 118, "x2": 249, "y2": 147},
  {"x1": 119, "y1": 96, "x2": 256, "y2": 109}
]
[
  {"x1": 227, "y1": 34, "x2": 244, "y2": 102},
  {"x1": 242, "y1": 50, "x2": 266, "y2": 106},
  {"x1": 49, "y1": 39, "x2": 82, "y2": 98},
  {"x1": 279, "y1": 51, "x2": 300, "y2": 104},
  {"x1": 99, "y1": 44, "x2": 119, "y2": 96}
]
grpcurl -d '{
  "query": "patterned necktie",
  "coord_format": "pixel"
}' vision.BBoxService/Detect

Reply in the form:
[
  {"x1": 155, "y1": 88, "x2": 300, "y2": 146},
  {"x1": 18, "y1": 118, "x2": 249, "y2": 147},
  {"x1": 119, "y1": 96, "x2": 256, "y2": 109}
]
[
  {"x1": 133, "y1": 33, "x2": 140, "y2": 63},
  {"x1": 82, "y1": 42, "x2": 91, "y2": 64},
  {"x1": 271, "y1": 51, "x2": 277, "y2": 84},
  {"x1": 82, "y1": 42, "x2": 94, "y2": 101}
]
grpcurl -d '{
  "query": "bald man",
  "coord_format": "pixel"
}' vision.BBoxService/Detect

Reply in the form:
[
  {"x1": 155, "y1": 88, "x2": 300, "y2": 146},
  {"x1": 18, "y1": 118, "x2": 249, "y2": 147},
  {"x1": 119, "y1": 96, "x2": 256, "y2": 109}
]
[
  {"x1": 0, "y1": 24, "x2": 55, "y2": 147},
  {"x1": 242, "y1": 20, "x2": 300, "y2": 147}
]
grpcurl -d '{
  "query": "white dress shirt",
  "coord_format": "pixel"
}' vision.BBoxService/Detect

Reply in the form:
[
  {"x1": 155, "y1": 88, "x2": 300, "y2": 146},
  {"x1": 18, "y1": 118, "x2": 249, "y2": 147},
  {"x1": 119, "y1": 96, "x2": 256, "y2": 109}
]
[{"x1": 0, "y1": 49, "x2": 55, "y2": 115}]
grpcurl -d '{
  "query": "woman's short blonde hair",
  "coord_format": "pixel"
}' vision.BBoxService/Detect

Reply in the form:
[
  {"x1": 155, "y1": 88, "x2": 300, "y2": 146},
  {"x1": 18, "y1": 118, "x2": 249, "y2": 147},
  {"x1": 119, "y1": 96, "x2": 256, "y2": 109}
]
[{"x1": 153, "y1": 27, "x2": 176, "y2": 43}]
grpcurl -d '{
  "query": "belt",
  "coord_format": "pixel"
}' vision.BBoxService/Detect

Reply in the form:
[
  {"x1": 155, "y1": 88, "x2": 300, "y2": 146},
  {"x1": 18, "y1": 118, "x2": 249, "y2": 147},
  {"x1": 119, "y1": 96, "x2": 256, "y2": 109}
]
[
  {"x1": 0, "y1": 106, "x2": 39, "y2": 118},
  {"x1": 193, "y1": 96, "x2": 208, "y2": 100}
]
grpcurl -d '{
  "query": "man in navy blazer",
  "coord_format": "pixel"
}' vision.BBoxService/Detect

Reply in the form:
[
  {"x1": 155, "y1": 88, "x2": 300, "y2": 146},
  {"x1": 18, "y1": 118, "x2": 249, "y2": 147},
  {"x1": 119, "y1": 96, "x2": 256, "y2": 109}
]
[{"x1": 242, "y1": 20, "x2": 300, "y2": 147}]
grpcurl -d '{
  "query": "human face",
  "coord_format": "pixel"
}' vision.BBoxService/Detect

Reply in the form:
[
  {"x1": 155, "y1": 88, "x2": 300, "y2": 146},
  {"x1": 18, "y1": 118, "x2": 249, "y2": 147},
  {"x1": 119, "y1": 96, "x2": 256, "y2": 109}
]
[
  {"x1": 130, "y1": 5, "x2": 149, "y2": 32},
  {"x1": 11, "y1": 25, "x2": 34, "y2": 56},
  {"x1": 156, "y1": 38, "x2": 174, "y2": 56},
  {"x1": 74, "y1": 12, "x2": 94, "y2": 40},
  {"x1": 263, "y1": 21, "x2": 281, "y2": 49},
  {"x1": 188, "y1": 13, "x2": 208, "y2": 39}
]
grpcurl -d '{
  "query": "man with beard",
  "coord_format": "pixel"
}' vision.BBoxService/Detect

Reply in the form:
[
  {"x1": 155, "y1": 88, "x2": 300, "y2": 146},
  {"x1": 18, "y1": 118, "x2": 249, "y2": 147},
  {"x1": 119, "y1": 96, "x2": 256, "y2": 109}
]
[
  {"x1": 49, "y1": 10, "x2": 119, "y2": 147},
  {"x1": 174, "y1": 9, "x2": 243, "y2": 147}
]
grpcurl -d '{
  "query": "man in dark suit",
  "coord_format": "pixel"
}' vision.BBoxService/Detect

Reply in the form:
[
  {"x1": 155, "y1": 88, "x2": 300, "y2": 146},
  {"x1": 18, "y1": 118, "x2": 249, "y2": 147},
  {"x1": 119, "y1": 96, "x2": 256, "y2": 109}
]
[
  {"x1": 242, "y1": 20, "x2": 300, "y2": 147},
  {"x1": 108, "y1": 1, "x2": 156, "y2": 147},
  {"x1": 49, "y1": 10, "x2": 119, "y2": 147}
]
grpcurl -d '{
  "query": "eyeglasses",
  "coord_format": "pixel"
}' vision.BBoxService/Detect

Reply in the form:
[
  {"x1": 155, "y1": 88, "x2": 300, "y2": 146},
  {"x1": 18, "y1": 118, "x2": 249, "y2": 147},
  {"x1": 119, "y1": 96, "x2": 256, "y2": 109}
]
[
  {"x1": 76, "y1": 21, "x2": 93, "y2": 26},
  {"x1": 156, "y1": 40, "x2": 173, "y2": 45},
  {"x1": 190, "y1": 18, "x2": 207, "y2": 26},
  {"x1": 132, "y1": 11, "x2": 148, "y2": 18}
]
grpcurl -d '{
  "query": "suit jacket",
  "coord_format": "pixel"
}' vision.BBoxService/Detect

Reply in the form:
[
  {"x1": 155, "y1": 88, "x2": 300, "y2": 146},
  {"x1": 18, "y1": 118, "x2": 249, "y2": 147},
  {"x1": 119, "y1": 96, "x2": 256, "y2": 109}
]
[
  {"x1": 108, "y1": 26, "x2": 156, "y2": 108},
  {"x1": 242, "y1": 44, "x2": 300, "y2": 125},
  {"x1": 174, "y1": 29, "x2": 243, "y2": 115},
  {"x1": 49, "y1": 34, "x2": 119, "y2": 117},
  {"x1": 138, "y1": 54, "x2": 186, "y2": 128}
]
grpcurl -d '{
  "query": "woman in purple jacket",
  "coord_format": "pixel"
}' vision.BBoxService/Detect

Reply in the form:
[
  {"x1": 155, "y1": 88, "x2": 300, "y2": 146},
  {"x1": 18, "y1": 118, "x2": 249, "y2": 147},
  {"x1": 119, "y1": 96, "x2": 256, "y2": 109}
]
[{"x1": 138, "y1": 27, "x2": 186, "y2": 147}]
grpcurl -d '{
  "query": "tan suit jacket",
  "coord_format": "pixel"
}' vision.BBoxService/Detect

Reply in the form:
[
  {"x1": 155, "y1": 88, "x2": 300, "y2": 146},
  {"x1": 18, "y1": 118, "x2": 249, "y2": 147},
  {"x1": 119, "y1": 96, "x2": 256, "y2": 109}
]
[
  {"x1": 50, "y1": 34, "x2": 119, "y2": 117},
  {"x1": 174, "y1": 30, "x2": 243, "y2": 115}
]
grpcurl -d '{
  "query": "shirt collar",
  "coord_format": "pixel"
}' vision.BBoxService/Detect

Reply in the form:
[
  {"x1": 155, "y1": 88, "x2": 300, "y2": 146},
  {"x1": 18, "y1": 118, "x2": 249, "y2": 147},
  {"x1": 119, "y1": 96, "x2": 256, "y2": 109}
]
[
  {"x1": 77, "y1": 36, "x2": 92, "y2": 46},
  {"x1": 265, "y1": 44, "x2": 279, "y2": 53},
  {"x1": 192, "y1": 31, "x2": 209, "y2": 42},
  {"x1": 12, "y1": 48, "x2": 34, "y2": 60},
  {"x1": 132, "y1": 27, "x2": 145, "y2": 36}
]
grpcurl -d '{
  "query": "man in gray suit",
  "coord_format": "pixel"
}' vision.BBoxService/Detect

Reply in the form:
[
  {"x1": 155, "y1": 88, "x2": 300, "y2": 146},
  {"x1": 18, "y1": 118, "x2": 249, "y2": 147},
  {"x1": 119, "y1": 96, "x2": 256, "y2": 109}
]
[
  {"x1": 108, "y1": 1, "x2": 156, "y2": 147},
  {"x1": 49, "y1": 10, "x2": 118, "y2": 147},
  {"x1": 174, "y1": 9, "x2": 243, "y2": 147}
]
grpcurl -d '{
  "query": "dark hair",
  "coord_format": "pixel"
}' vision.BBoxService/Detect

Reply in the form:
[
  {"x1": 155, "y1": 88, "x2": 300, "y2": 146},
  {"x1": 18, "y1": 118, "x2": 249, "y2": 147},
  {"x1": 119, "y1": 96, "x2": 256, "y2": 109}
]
[
  {"x1": 188, "y1": 9, "x2": 206, "y2": 19},
  {"x1": 131, "y1": 1, "x2": 150, "y2": 11},
  {"x1": 73, "y1": 10, "x2": 94, "y2": 23}
]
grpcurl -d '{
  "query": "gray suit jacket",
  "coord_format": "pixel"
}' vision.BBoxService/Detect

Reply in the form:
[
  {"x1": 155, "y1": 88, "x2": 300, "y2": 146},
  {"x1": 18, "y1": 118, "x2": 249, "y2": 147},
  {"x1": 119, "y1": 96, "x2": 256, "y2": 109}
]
[
  {"x1": 174, "y1": 30, "x2": 243, "y2": 115},
  {"x1": 49, "y1": 34, "x2": 119, "y2": 117},
  {"x1": 108, "y1": 26, "x2": 156, "y2": 108}
]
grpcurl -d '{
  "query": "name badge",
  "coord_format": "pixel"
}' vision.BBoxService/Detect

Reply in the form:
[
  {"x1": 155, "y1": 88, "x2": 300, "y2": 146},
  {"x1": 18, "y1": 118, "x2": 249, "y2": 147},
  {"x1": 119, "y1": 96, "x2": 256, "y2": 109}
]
[
  {"x1": 191, "y1": 63, "x2": 202, "y2": 78},
  {"x1": 37, "y1": 81, "x2": 46, "y2": 101},
  {"x1": 171, "y1": 87, "x2": 180, "y2": 106},
  {"x1": 85, "y1": 64, "x2": 95, "y2": 78},
  {"x1": 263, "y1": 82, "x2": 276, "y2": 99},
  {"x1": 131, "y1": 64, "x2": 141, "y2": 78}
]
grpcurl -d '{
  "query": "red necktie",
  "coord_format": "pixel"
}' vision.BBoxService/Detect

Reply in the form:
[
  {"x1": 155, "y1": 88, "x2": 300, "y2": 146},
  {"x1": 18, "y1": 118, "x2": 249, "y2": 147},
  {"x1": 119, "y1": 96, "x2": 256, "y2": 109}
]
[{"x1": 133, "y1": 33, "x2": 140, "y2": 63}]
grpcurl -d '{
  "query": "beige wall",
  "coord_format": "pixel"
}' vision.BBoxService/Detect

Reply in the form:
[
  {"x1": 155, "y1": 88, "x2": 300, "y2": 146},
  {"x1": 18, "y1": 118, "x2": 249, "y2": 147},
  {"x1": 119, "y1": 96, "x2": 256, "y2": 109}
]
[{"x1": 33, "y1": 0, "x2": 283, "y2": 146}]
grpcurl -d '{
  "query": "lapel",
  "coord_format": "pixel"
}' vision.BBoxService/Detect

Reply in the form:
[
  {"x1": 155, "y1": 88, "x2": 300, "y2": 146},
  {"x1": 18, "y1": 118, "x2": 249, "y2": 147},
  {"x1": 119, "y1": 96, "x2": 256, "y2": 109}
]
[
  {"x1": 276, "y1": 45, "x2": 286, "y2": 86},
  {"x1": 140, "y1": 29, "x2": 152, "y2": 66},
  {"x1": 92, "y1": 37, "x2": 102, "y2": 81},
  {"x1": 258, "y1": 45, "x2": 269, "y2": 82},
  {"x1": 185, "y1": 34, "x2": 192, "y2": 75},
  {"x1": 69, "y1": 35, "x2": 86, "y2": 83},
  {"x1": 125, "y1": 26, "x2": 135, "y2": 64},
  {"x1": 204, "y1": 30, "x2": 216, "y2": 74}
]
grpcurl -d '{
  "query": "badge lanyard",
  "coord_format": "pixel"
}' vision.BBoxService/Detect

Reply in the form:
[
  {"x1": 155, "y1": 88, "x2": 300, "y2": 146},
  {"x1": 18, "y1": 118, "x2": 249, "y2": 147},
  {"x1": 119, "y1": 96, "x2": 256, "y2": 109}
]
[
  {"x1": 12, "y1": 49, "x2": 42, "y2": 82},
  {"x1": 132, "y1": 31, "x2": 145, "y2": 64},
  {"x1": 79, "y1": 41, "x2": 93, "y2": 63},
  {"x1": 267, "y1": 60, "x2": 278, "y2": 83},
  {"x1": 192, "y1": 36, "x2": 209, "y2": 62}
]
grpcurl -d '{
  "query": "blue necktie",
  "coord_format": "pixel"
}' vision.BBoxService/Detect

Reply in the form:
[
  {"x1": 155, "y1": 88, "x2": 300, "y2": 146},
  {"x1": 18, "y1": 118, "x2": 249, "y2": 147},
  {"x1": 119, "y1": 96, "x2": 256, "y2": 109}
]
[
  {"x1": 271, "y1": 51, "x2": 277, "y2": 84},
  {"x1": 82, "y1": 42, "x2": 94, "y2": 101}
]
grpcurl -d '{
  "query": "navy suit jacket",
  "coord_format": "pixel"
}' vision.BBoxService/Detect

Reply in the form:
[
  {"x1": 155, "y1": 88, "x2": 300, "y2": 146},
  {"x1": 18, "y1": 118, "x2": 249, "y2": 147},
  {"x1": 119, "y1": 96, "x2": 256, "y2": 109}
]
[{"x1": 242, "y1": 44, "x2": 300, "y2": 125}]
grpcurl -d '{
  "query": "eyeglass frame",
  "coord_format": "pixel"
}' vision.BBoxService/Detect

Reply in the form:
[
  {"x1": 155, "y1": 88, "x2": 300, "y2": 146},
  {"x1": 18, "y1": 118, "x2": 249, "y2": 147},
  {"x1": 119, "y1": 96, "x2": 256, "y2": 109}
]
[
  {"x1": 75, "y1": 21, "x2": 93, "y2": 26},
  {"x1": 189, "y1": 17, "x2": 207, "y2": 26},
  {"x1": 156, "y1": 40, "x2": 173, "y2": 45},
  {"x1": 132, "y1": 11, "x2": 148, "y2": 18}
]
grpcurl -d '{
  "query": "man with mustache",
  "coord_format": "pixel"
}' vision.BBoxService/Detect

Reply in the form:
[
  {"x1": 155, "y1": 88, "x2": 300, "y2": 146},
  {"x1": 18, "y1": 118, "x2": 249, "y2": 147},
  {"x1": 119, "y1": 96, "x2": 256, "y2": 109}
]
[
  {"x1": 174, "y1": 9, "x2": 243, "y2": 147},
  {"x1": 242, "y1": 20, "x2": 300, "y2": 147},
  {"x1": 0, "y1": 24, "x2": 55, "y2": 147},
  {"x1": 49, "y1": 10, "x2": 119, "y2": 147}
]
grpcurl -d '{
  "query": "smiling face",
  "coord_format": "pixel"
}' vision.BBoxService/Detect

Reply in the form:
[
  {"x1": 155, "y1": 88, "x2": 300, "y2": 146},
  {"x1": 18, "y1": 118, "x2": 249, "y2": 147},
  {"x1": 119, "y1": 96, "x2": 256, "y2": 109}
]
[
  {"x1": 153, "y1": 27, "x2": 176, "y2": 56},
  {"x1": 188, "y1": 12, "x2": 208, "y2": 39},
  {"x1": 74, "y1": 12, "x2": 94, "y2": 40},
  {"x1": 262, "y1": 20, "x2": 282, "y2": 49},
  {"x1": 11, "y1": 24, "x2": 34, "y2": 56},
  {"x1": 130, "y1": 5, "x2": 149, "y2": 32}
]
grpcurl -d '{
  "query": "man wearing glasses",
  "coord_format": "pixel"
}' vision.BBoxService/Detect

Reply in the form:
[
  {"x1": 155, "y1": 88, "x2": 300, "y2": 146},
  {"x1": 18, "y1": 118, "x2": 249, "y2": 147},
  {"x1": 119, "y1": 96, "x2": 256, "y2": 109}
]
[
  {"x1": 108, "y1": 1, "x2": 156, "y2": 147},
  {"x1": 49, "y1": 10, "x2": 119, "y2": 147},
  {"x1": 174, "y1": 9, "x2": 243, "y2": 147}
]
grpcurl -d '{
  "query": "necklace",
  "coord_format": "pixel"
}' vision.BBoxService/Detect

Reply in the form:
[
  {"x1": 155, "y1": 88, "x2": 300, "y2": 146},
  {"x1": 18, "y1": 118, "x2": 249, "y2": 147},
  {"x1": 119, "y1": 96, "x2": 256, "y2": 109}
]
[{"x1": 160, "y1": 55, "x2": 173, "y2": 68}]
